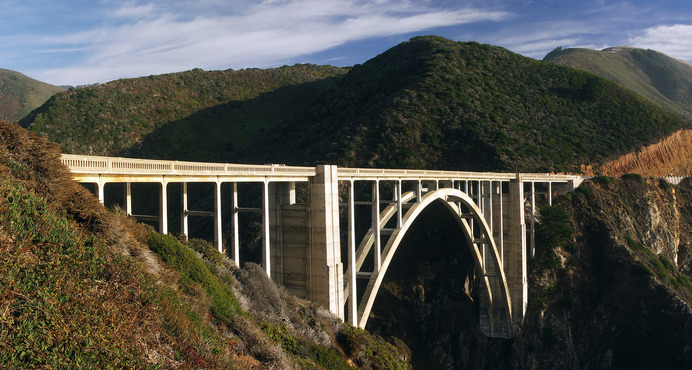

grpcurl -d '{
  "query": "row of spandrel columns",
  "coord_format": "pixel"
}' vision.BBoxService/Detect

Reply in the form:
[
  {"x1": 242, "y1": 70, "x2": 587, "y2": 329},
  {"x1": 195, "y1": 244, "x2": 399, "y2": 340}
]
[
  {"x1": 339, "y1": 178, "x2": 510, "y2": 327},
  {"x1": 84, "y1": 180, "x2": 302, "y2": 277}
]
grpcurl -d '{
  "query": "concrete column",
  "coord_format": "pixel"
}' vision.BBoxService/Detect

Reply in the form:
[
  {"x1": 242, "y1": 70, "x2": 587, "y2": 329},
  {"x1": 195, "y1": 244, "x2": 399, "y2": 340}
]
[
  {"x1": 372, "y1": 181, "x2": 381, "y2": 272},
  {"x1": 125, "y1": 182, "x2": 132, "y2": 215},
  {"x1": 269, "y1": 182, "x2": 285, "y2": 285},
  {"x1": 530, "y1": 182, "x2": 536, "y2": 258},
  {"x1": 96, "y1": 180, "x2": 105, "y2": 204},
  {"x1": 214, "y1": 180, "x2": 223, "y2": 253},
  {"x1": 307, "y1": 165, "x2": 344, "y2": 319},
  {"x1": 507, "y1": 174, "x2": 527, "y2": 332},
  {"x1": 548, "y1": 182, "x2": 553, "y2": 205},
  {"x1": 348, "y1": 180, "x2": 357, "y2": 326},
  {"x1": 416, "y1": 180, "x2": 423, "y2": 203},
  {"x1": 262, "y1": 180, "x2": 271, "y2": 276},
  {"x1": 159, "y1": 181, "x2": 168, "y2": 234},
  {"x1": 498, "y1": 181, "x2": 504, "y2": 268},
  {"x1": 181, "y1": 182, "x2": 188, "y2": 238},
  {"x1": 395, "y1": 180, "x2": 402, "y2": 229},
  {"x1": 231, "y1": 183, "x2": 240, "y2": 266}
]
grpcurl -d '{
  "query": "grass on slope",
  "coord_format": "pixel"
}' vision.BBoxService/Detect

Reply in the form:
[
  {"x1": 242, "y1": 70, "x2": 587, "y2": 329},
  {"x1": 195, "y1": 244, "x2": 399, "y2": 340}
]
[{"x1": 0, "y1": 69, "x2": 65, "y2": 123}]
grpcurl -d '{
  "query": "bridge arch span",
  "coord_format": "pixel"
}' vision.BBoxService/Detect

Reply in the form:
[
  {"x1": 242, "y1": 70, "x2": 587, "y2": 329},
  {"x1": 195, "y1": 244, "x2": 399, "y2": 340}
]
[{"x1": 356, "y1": 188, "x2": 513, "y2": 337}]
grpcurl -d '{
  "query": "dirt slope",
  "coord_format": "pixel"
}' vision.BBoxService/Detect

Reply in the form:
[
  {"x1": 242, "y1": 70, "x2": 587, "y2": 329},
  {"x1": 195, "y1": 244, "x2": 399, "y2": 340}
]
[{"x1": 583, "y1": 129, "x2": 692, "y2": 176}]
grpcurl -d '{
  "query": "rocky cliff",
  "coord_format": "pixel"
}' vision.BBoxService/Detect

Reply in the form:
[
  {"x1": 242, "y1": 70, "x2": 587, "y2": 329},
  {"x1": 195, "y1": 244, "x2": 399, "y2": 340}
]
[{"x1": 582, "y1": 129, "x2": 692, "y2": 177}]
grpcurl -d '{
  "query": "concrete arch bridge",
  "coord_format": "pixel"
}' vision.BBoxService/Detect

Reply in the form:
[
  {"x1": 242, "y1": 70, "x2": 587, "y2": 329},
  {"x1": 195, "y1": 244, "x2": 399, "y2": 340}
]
[{"x1": 61, "y1": 154, "x2": 583, "y2": 338}]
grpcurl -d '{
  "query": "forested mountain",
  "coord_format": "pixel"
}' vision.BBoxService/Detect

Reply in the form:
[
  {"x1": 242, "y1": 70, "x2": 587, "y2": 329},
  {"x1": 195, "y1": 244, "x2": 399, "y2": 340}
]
[
  {"x1": 246, "y1": 37, "x2": 689, "y2": 172},
  {"x1": 0, "y1": 69, "x2": 65, "y2": 122},
  {"x1": 544, "y1": 46, "x2": 692, "y2": 121},
  {"x1": 19, "y1": 65, "x2": 348, "y2": 157},
  {"x1": 21, "y1": 36, "x2": 690, "y2": 173}
]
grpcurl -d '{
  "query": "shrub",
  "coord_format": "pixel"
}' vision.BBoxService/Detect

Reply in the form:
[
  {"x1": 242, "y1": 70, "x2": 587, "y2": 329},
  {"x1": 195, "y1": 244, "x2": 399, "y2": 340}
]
[
  {"x1": 622, "y1": 173, "x2": 644, "y2": 183},
  {"x1": 339, "y1": 325, "x2": 408, "y2": 370},
  {"x1": 595, "y1": 175, "x2": 613, "y2": 185},
  {"x1": 147, "y1": 233, "x2": 244, "y2": 323},
  {"x1": 536, "y1": 204, "x2": 574, "y2": 250},
  {"x1": 575, "y1": 185, "x2": 592, "y2": 198}
]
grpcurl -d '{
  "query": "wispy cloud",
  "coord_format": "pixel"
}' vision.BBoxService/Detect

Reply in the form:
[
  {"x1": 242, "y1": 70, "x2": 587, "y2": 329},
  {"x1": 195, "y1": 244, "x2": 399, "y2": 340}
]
[
  {"x1": 628, "y1": 24, "x2": 692, "y2": 61},
  {"x1": 30, "y1": 0, "x2": 509, "y2": 85}
]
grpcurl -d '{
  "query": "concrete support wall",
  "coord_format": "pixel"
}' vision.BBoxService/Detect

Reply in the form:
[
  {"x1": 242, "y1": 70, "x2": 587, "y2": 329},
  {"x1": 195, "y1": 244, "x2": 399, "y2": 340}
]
[
  {"x1": 277, "y1": 204, "x2": 309, "y2": 297},
  {"x1": 506, "y1": 174, "x2": 527, "y2": 331},
  {"x1": 269, "y1": 182, "x2": 296, "y2": 286},
  {"x1": 307, "y1": 165, "x2": 344, "y2": 320}
]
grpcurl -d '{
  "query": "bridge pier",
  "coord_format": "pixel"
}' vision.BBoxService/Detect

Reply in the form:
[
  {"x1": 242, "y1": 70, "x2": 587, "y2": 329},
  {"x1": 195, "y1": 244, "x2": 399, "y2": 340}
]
[
  {"x1": 306, "y1": 166, "x2": 344, "y2": 319},
  {"x1": 505, "y1": 174, "x2": 528, "y2": 332}
]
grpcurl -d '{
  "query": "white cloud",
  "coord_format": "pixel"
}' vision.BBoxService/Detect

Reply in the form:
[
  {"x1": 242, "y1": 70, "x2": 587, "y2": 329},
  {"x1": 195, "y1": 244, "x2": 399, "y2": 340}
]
[
  {"x1": 111, "y1": 2, "x2": 157, "y2": 19},
  {"x1": 30, "y1": 0, "x2": 509, "y2": 85},
  {"x1": 628, "y1": 24, "x2": 692, "y2": 62}
]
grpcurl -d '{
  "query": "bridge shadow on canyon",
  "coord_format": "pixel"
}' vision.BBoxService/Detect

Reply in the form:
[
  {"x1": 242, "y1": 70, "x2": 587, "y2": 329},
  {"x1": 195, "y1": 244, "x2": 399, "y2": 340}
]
[{"x1": 365, "y1": 201, "x2": 511, "y2": 369}]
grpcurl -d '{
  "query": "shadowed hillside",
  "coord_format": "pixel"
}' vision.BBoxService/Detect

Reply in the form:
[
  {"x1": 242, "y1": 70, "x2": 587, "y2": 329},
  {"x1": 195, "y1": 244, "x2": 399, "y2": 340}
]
[
  {"x1": 544, "y1": 46, "x2": 692, "y2": 121},
  {"x1": 0, "y1": 69, "x2": 65, "y2": 122}
]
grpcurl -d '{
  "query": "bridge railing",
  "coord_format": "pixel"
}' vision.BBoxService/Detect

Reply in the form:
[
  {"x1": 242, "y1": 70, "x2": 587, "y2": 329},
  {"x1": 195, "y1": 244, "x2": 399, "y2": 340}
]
[
  {"x1": 60, "y1": 154, "x2": 317, "y2": 177},
  {"x1": 337, "y1": 167, "x2": 583, "y2": 183}
]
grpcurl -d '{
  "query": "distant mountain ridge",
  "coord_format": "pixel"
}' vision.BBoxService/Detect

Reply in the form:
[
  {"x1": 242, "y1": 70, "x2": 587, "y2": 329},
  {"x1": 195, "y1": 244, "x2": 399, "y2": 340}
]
[
  {"x1": 543, "y1": 46, "x2": 692, "y2": 121},
  {"x1": 20, "y1": 36, "x2": 692, "y2": 173},
  {"x1": 0, "y1": 69, "x2": 65, "y2": 122}
]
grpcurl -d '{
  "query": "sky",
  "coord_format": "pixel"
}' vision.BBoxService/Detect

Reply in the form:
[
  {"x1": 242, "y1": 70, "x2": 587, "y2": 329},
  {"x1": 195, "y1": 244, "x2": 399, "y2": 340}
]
[{"x1": 1, "y1": 0, "x2": 692, "y2": 86}]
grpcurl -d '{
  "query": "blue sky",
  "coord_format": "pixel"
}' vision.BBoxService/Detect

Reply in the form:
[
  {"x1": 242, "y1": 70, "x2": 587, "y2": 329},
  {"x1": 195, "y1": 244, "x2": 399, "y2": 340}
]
[{"x1": 2, "y1": 0, "x2": 691, "y2": 86}]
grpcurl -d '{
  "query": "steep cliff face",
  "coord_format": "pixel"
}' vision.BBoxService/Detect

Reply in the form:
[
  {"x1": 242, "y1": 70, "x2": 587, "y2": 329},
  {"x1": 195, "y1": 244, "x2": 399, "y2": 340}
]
[
  {"x1": 514, "y1": 176, "x2": 692, "y2": 369},
  {"x1": 366, "y1": 176, "x2": 692, "y2": 369},
  {"x1": 583, "y1": 129, "x2": 692, "y2": 177}
]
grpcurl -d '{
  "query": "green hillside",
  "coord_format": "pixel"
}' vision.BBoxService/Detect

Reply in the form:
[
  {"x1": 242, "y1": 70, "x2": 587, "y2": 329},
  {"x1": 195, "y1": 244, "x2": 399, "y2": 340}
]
[
  {"x1": 245, "y1": 37, "x2": 690, "y2": 172},
  {"x1": 544, "y1": 46, "x2": 692, "y2": 121},
  {"x1": 0, "y1": 69, "x2": 65, "y2": 122},
  {"x1": 19, "y1": 65, "x2": 348, "y2": 158},
  {"x1": 20, "y1": 36, "x2": 691, "y2": 173}
]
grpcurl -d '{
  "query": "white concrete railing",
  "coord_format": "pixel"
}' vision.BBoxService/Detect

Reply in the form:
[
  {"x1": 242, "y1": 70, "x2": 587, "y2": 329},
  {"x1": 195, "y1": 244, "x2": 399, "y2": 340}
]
[
  {"x1": 60, "y1": 154, "x2": 585, "y2": 183},
  {"x1": 338, "y1": 167, "x2": 583, "y2": 182},
  {"x1": 60, "y1": 154, "x2": 317, "y2": 177},
  {"x1": 663, "y1": 176, "x2": 686, "y2": 185}
]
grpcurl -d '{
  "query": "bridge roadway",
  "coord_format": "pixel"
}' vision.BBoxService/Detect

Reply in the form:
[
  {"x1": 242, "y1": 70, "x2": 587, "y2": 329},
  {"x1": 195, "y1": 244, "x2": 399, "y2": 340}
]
[{"x1": 61, "y1": 154, "x2": 584, "y2": 338}]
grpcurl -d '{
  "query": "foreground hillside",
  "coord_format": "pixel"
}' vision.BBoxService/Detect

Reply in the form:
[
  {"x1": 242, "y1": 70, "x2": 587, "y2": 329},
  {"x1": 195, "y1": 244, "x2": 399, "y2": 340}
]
[
  {"x1": 0, "y1": 69, "x2": 64, "y2": 123},
  {"x1": 544, "y1": 46, "x2": 692, "y2": 121},
  {"x1": 0, "y1": 121, "x2": 408, "y2": 368},
  {"x1": 20, "y1": 36, "x2": 691, "y2": 173}
]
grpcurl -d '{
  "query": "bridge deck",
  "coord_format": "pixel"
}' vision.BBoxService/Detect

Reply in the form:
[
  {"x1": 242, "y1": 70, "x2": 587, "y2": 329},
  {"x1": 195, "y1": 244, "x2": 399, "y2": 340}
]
[{"x1": 60, "y1": 154, "x2": 582, "y2": 183}]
